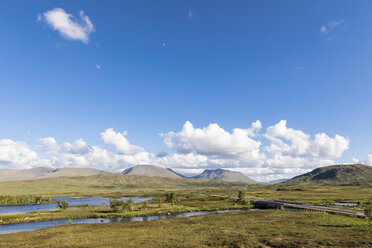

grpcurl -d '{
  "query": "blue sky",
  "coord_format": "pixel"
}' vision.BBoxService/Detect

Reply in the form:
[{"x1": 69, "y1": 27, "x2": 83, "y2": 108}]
[{"x1": 0, "y1": 0, "x2": 371, "y2": 181}]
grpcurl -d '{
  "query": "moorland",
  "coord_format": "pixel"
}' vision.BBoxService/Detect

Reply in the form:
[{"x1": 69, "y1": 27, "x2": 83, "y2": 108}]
[{"x1": 0, "y1": 164, "x2": 371, "y2": 247}]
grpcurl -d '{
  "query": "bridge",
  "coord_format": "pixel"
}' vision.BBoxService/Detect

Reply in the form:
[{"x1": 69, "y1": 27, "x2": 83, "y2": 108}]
[
  {"x1": 209, "y1": 195, "x2": 365, "y2": 217},
  {"x1": 251, "y1": 199, "x2": 365, "y2": 217}
]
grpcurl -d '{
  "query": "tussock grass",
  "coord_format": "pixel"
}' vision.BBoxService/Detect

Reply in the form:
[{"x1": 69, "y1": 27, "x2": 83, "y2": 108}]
[
  {"x1": 243, "y1": 185, "x2": 372, "y2": 205},
  {"x1": 0, "y1": 210, "x2": 371, "y2": 247}
]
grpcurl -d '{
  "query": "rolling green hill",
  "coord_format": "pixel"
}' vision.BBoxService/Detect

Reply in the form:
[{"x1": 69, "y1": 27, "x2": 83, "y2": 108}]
[
  {"x1": 278, "y1": 164, "x2": 372, "y2": 186},
  {"x1": 0, "y1": 173, "x2": 248, "y2": 196}
]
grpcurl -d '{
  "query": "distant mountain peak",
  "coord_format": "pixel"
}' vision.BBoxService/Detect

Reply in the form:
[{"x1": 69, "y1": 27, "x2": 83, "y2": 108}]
[
  {"x1": 192, "y1": 168, "x2": 257, "y2": 184},
  {"x1": 122, "y1": 164, "x2": 183, "y2": 178}
]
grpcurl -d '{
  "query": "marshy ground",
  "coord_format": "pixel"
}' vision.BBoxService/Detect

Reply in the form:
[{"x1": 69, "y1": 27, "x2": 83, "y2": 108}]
[
  {"x1": 0, "y1": 175, "x2": 371, "y2": 247},
  {"x1": 0, "y1": 210, "x2": 371, "y2": 247}
]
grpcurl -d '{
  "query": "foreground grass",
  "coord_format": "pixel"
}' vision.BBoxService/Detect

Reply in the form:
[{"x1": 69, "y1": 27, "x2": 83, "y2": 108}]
[{"x1": 0, "y1": 210, "x2": 371, "y2": 247}]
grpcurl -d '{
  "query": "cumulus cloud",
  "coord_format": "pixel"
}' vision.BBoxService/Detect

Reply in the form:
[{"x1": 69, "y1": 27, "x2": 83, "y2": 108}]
[
  {"x1": 39, "y1": 135, "x2": 152, "y2": 171},
  {"x1": 265, "y1": 120, "x2": 311, "y2": 156},
  {"x1": 160, "y1": 121, "x2": 266, "y2": 171},
  {"x1": 101, "y1": 128, "x2": 144, "y2": 155},
  {"x1": 162, "y1": 121, "x2": 262, "y2": 156},
  {"x1": 0, "y1": 120, "x2": 354, "y2": 181},
  {"x1": 310, "y1": 133, "x2": 349, "y2": 159},
  {"x1": 39, "y1": 137, "x2": 59, "y2": 152},
  {"x1": 40, "y1": 8, "x2": 94, "y2": 43},
  {"x1": 365, "y1": 154, "x2": 372, "y2": 165},
  {"x1": 264, "y1": 120, "x2": 349, "y2": 170},
  {"x1": 0, "y1": 139, "x2": 44, "y2": 169},
  {"x1": 158, "y1": 120, "x2": 350, "y2": 180}
]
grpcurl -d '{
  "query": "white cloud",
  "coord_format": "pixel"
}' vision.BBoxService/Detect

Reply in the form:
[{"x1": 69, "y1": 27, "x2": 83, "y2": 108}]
[
  {"x1": 310, "y1": 133, "x2": 349, "y2": 159},
  {"x1": 162, "y1": 121, "x2": 262, "y2": 156},
  {"x1": 0, "y1": 120, "x2": 354, "y2": 181},
  {"x1": 158, "y1": 120, "x2": 349, "y2": 180},
  {"x1": 96, "y1": 64, "x2": 101, "y2": 70},
  {"x1": 101, "y1": 128, "x2": 144, "y2": 155},
  {"x1": 265, "y1": 120, "x2": 311, "y2": 156},
  {"x1": 320, "y1": 20, "x2": 347, "y2": 35},
  {"x1": 352, "y1": 158, "x2": 360, "y2": 163},
  {"x1": 41, "y1": 8, "x2": 94, "y2": 44},
  {"x1": 39, "y1": 135, "x2": 151, "y2": 171},
  {"x1": 156, "y1": 153, "x2": 209, "y2": 168},
  {"x1": 0, "y1": 139, "x2": 44, "y2": 169},
  {"x1": 160, "y1": 121, "x2": 265, "y2": 168},
  {"x1": 264, "y1": 120, "x2": 349, "y2": 170},
  {"x1": 226, "y1": 167, "x2": 310, "y2": 182},
  {"x1": 365, "y1": 154, "x2": 372, "y2": 165}
]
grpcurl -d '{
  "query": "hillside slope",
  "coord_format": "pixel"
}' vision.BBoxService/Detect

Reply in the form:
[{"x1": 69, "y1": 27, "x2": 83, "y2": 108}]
[
  {"x1": 193, "y1": 169, "x2": 257, "y2": 184},
  {"x1": 41, "y1": 168, "x2": 105, "y2": 178},
  {"x1": 0, "y1": 173, "x2": 248, "y2": 195},
  {"x1": 278, "y1": 164, "x2": 372, "y2": 186},
  {"x1": 0, "y1": 167, "x2": 105, "y2": 182},
  {"x1": 122, "y1": 165, "x2": 182, "y2": 178}
]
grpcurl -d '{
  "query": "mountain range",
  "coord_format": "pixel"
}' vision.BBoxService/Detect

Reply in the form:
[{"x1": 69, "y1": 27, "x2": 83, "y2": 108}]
[
  {"x1": 122, "y1": 164, "x2": 182, "y2": 179},
  {"x1": 0, "y1": 164, "x2": 256, "y2": 184},
  {"x1": 277, "y1": 164, "x2": 372, "y2": 186},
  {"x1": 122, "y1": 165, "x2": 257, "y2": 183},
  {"x1": 191, "y1": 168, "x2": 257, "y2": 184},
  {"x1": 1, "y1": 163, "x2": 371, "y2": 185}
]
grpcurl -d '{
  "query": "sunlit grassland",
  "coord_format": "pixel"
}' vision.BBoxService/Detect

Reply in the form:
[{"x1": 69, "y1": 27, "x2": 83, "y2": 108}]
[
  {"x1": 1, "y1": 185, "x2": 371, "y2": 225},
  {"x1": 242, "y1": 185, "x2": 372, "y2": 204},
  {"x1": 0, "y1": 175, "x2": 371, "y2": 247},
  {"x1": 0, "y1": 173, "x2": 249, "y2": 196},
  {"x1": 1, "y1": 173, "x2": 371, "y2": 204},
  {"x1": 0, "y1": 210, "x2": 371, "y2": 247}
]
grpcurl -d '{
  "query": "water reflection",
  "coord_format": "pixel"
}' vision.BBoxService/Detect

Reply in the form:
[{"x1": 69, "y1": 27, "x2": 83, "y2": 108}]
[{"x1": 0, "y1": 210, "x2": 239, "y2": 234}]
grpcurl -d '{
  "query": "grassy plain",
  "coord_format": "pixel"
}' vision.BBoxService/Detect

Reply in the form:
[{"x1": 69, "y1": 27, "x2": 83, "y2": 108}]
[
  {"x1": 1, "y1": 175, "x2": 372, "y2": 247},
  {"x1": 1, "y1": 173, "x2": 371, "y2": 204},
  {"x1": 0, "y1": 195, "x2": 251, "y2": 224},
  {"x1": 0, "y1": 173, "x2": 248, "y2": 196},
  {"x1": 0, "y1": 210, "x2": 371, "y2": 247},
  {"x1": 241, "y1": 185, "x2": 372, "y2": 205}
]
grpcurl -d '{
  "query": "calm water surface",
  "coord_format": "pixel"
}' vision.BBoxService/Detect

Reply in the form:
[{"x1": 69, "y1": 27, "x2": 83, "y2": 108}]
[
  {"x1": 0, "y1": 197, "x2": 153, "y2": 215},
  {"x1": 0, "y1": 210, "x2": 238, "y2": 234}
]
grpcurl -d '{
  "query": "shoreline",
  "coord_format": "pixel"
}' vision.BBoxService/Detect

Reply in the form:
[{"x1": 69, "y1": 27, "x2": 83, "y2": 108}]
[{"x1": 0, "y1": 205, "x2": 252, "y2": 225}]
